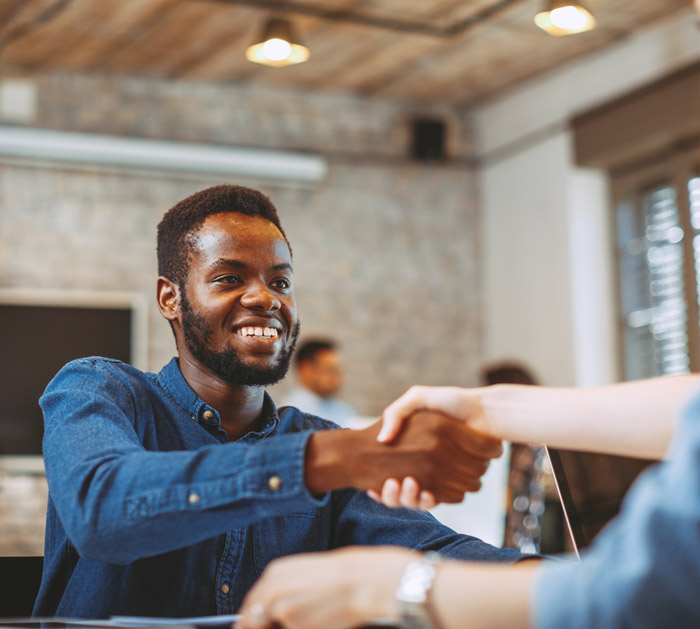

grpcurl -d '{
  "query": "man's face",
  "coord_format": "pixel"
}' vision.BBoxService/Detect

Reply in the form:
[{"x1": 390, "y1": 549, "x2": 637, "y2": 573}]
[
  {"x1": 301, "y1": 349, "x2": 344, "y2": 398},
  {"x1": 178, "y1": 212, "x2": 299, "y2": 387}
]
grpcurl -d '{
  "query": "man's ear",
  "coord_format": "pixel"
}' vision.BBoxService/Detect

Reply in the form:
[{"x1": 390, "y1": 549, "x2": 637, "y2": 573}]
[{"x1": 157, "y1": 276, "x2": 181, "y2": 322}]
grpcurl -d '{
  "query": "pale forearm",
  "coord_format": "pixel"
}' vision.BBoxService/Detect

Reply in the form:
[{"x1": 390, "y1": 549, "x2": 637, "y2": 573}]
[
  {"x1": 431, "y1": 561, "x2": 536, "y2": 629},
  {"x1": 238, "y1": 547, "x2": 536, "y2": 629},
  {"x1": 481, "y1": 375, "x2": 699, "y2": 459}
]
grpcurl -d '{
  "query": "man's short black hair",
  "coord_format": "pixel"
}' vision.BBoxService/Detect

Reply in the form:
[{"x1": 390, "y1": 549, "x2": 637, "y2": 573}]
[
  {"x1": 295, "y1": 338, "x2": 337, "y2": 367},
  {"x1": 157, "y1": 184, "x2": 290, "y2": 287}
]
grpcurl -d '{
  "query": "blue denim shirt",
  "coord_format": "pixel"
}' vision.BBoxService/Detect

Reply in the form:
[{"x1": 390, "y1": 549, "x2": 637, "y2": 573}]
[
  {"x1": 534, "y1": 382, "x2": 700, "y2": 627},
  {"x1": 35, "y1": 357, "x2": 522, "y2": 619}
]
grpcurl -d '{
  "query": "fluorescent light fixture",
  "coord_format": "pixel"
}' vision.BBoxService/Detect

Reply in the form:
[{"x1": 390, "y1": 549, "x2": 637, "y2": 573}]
[
  {"x1": 535, "y1": 1, "x2": 596, "y2": 36},
  {"x1": 246, "y1": 18, "x2": 310, "y2": 67},
  {"x1": 0, "y1": 126, "x2": 327, "y2": 182}
]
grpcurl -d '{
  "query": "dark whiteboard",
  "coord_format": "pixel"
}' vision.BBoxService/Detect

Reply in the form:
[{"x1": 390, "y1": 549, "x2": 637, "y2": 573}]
[{"x1": 0, "y1": 304, "x2": 131, "y2": 455}]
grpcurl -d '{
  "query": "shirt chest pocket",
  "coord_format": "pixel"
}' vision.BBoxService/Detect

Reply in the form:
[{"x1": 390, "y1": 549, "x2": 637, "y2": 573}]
[{"x1": 252, "y1": 511, "x2": 329, "y2": 577}]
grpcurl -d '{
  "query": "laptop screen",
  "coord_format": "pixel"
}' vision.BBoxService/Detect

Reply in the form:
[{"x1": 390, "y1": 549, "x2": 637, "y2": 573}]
[{"x1": 546, "y1": 447, "x2": 652, "y2": 556}]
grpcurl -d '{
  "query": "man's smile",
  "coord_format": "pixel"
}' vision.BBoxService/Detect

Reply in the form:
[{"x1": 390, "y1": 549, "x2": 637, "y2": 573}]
[{"x1": 236, "y1": 326, "x2": 279, "y2": 340}]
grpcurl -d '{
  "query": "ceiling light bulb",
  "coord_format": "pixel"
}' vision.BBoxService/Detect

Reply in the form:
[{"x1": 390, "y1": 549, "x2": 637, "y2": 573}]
[
  {"x1": 534, "y1": 2, "x2": 596, "y2": 36},
  {"x1": 246, "y1": 18, "x2": 310, "y2": 67},
  {"x1": 549, "y1": 6, "x2": 588, "y2": 30},
  {"x1": 262, "y1": 38, "x2": 292, "y2": 62}
]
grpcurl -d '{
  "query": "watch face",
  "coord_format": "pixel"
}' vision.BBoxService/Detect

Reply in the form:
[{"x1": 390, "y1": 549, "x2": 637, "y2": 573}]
[
  {"x1": 396, "y1": 561, "x2": 438, "y2": 601},
  {"x1": 398, "y1": 602, "x2": 436, "y2": 629},
  {"x1": 395, "y1": 553, "x2": 442, "y2": 629}
]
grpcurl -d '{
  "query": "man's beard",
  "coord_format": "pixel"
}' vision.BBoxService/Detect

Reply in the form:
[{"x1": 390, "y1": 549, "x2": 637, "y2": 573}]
[{"x1": 180, "y1": 293, "x2": 300, "y2": 387}]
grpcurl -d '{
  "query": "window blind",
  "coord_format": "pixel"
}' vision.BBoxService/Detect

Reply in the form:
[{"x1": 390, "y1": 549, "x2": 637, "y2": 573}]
[{"x1": 615, "y1": 163, "x2": 699, "y2": 379}]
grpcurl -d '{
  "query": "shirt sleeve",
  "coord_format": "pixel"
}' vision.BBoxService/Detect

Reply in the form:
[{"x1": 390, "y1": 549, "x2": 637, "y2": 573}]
[
  {"x1": 40, "y1": 359, "x2": 328, "y2": 565},
  {"x1": 533, "y1": 393, "x2": 700, "y2": 628},
  {"x1": 331, "y1": 488, "x2": 524, "y2": 562}
]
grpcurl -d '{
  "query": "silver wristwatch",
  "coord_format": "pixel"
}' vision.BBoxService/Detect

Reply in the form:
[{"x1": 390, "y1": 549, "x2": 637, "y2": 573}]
[{"x1": 395, "y1": 551, "x2": 442, "y2": 629}]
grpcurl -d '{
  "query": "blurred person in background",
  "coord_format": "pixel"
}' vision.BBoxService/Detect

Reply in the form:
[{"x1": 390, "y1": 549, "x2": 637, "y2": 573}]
[
  {"x1": 481, "y1": 362, "x2": 565, "y2": 555},
  {"x1": 279, "y1": 338, "x2": 358, "y2": 427}
]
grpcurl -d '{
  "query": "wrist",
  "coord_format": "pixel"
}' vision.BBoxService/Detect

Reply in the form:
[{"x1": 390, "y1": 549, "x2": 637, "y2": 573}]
[
  {"x1": 304, "y1": 429, "x2": 357, "y2": 494},
  {"x1": 395, "y1": 551, "x2": 443, "y2": 629},
  {"x1": 478, "y1": 383, "x2": 531, "y2": 441}
]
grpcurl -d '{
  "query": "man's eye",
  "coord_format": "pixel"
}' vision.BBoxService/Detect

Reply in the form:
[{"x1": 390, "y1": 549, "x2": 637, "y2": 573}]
[
  {"x1": 215, "y1": 275, "x2": 242, "y2": 284},
  {"x1": 271, "y1": 278, "x2": 290, "y2": 289}
]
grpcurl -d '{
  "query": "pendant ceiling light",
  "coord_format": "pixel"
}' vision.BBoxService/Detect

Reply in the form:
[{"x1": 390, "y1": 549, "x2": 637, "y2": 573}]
[
  {"x1": 245, "y1": 17, "x2": 310, "y2": 67},
  {"x1": 534, "y1": 1, "x2": 596, "y2": 36}
]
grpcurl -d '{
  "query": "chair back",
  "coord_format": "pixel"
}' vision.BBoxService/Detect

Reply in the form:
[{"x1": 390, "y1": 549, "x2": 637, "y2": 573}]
[{"x1": 0, "y1": 556, "x2": 43, "y2": 618}]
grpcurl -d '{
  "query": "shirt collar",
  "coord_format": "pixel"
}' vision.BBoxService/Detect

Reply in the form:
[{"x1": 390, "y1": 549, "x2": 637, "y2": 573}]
[{"x1": 157, "y1": 357, "x2": 279, "y2": 438}]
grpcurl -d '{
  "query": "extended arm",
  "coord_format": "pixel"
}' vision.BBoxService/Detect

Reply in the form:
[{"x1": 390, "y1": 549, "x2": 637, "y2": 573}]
[
  {"x1": 380, "y1": 375, "x2": 700, "y2": 459},
  {"x1": 41, "y1": 360, "x2": 327, "y2": 564},
  {"x1": 237, "y1": 547, "x2": 536, "y2": 629},
  {"x1": 306, "y1": 411, "x2": 502, "y2": 503},
  {"x1": 371, "y1": 375, "x2": 699, "y2": 508},
  {"x1": 238, "y1": 378, "x2": 700, "y2": 628},
  {"x1": 41, "y1": 359, "x2": 503, "y2": 563}
]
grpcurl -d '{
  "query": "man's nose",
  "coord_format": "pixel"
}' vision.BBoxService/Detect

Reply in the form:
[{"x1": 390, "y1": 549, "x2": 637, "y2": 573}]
[{"x1": 239, "y1": 282, "x2": 281, "y2": 311}]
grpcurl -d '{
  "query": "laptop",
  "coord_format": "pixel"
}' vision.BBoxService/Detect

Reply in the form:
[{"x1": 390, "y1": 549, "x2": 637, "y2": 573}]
[{"x1": 545, "y1": 446, "x2": 652, "y2": 558}]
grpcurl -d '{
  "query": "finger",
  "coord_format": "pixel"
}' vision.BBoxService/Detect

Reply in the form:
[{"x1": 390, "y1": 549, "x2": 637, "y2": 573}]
[
  {"x1": 433, "y1": 488, "x2": 468, "y2": 504},
  {"x1": 442, "y1": 459, "x2": 490, "y2": 492},
  {"x1": 380, "y1": 478, "x2": 401, "y2": 507},
  {"x1": 247, "y1": 603, "x2": 270, "y2": 629},
  {"x1": 427, "y1": 470, "x2": 483, "y2": 502},
  {"x1": 449, "y1": 425, "x2": 504, "y2": 459},
  {"x1": 398, "y1": 476, "x2": 421, "y2": 509},
  {"x1": 238, "y1": 601, "x2": 272, "y2": 629},
  {"x1": 367, "y1": 489, "x2": 381, "y2": 502},
  {"x1": 377, "y1": 389, "x2": 424, "y2": 443},
  {"x1": 450, "y1": 454, "x2": 491, "y2": 480},
  {"x1": 451, "y1": 475, "x2": 483, "y2": 494},
  {"x1": 418, "y1": 490, "x2": 436, "y2": 511},
  {"x1": 378, "y1": 386, "x2": 451, "y2": 443},
  {"x1": 378, "y1": 386, "x2": 473, "y2": 443}
]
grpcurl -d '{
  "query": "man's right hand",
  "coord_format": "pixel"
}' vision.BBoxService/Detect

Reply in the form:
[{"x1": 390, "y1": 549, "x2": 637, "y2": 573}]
[{"x1": 304, "y1": 411, "x2": 503, "y2": 504}]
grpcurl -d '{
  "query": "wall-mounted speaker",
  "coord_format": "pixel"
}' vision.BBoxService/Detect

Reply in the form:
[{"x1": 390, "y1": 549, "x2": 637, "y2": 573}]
[{"x1": 410, "y1": 118, "x2": 446, "y2": 161}]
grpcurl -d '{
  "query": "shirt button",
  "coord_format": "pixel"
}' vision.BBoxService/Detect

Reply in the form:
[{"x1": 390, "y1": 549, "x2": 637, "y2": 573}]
[
  {"x1": 268, "y1": 475, "x2": 281, "y2": 491},
  {"x1": 188, "y1": 493, "x2": 200, "y2": 504},
  {"x1": 221, "y1": 584, "x2": 230, "y2": 594},
  {"x1": 203, "y1": 410, "x2": 214, "y2": 420}
]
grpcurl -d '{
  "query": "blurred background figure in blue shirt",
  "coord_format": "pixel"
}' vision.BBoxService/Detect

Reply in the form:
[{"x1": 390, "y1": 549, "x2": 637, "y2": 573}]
[{"x1": 280, "y1": 338, "x2": 358, "y2": 427}]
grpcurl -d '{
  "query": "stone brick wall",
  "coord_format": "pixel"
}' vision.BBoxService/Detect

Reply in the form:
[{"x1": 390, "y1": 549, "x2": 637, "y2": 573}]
[
  {"x1": 0, "y1": 471, "x2": 47, "y2": 556},
  {"x1": 34, "y1": 73, "x2": 475, "y2": 160},
  {"x1": 1, "y1": 71, "x2": 483, "y2": 416}
]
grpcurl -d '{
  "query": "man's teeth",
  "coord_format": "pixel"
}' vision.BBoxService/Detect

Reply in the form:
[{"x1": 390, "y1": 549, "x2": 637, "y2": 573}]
[{"x1": 238, "y1": 326, "x2": 278, "y2": 338}]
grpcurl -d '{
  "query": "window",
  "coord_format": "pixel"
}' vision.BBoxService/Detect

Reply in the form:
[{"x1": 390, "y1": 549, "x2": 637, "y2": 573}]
[
  {"x1": 613, "y1": 147, "x2": 699, "y2": 379},
  {"x1": 572, "y1": 62, "x2": 700, "y2": 380}
]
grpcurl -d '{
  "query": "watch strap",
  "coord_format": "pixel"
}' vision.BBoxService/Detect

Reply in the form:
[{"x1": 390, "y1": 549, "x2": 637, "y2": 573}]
[{"x1": 395, "y1": 551, "x2": 442, "y2": 629}]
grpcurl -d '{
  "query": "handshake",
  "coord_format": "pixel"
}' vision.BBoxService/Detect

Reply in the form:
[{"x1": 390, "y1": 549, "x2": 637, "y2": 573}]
[{"x1": 304, "y1": 385, "x2": 504, "y2": 509}]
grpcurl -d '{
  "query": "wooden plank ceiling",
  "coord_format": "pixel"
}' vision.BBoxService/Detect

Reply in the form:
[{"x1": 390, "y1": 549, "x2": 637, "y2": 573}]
[{"x1": 0, "y1": 0, "x2": 691, "y2": 104}]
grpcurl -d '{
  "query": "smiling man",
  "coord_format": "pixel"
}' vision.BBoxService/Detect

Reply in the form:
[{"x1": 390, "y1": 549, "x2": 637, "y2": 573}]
[{"x1": 34, "y1": 185, "x2": 523, "y2": 619}]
